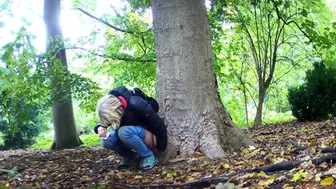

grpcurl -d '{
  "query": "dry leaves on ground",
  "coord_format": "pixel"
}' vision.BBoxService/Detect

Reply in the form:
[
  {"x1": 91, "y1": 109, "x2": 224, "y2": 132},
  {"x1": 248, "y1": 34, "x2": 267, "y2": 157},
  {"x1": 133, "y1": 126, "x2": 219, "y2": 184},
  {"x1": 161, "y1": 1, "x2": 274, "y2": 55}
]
[{"x1": 0, "y1": 119, "x2": 335, "y2": 188}]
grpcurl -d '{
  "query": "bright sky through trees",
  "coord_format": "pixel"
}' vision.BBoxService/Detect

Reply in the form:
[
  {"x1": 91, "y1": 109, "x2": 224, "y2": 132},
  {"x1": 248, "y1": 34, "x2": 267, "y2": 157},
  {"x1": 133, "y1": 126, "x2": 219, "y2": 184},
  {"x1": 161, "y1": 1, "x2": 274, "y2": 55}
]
[{"x1": 0, "y1": 0, "x2": 126, "y2": 53}]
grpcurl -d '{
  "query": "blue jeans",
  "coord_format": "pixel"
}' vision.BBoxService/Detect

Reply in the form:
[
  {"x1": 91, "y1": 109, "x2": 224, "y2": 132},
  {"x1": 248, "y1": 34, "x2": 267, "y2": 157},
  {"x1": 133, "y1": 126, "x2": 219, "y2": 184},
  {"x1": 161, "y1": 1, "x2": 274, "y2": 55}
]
[{"x1": 101, "y1": 126, "x2": 153, "y2": 158}]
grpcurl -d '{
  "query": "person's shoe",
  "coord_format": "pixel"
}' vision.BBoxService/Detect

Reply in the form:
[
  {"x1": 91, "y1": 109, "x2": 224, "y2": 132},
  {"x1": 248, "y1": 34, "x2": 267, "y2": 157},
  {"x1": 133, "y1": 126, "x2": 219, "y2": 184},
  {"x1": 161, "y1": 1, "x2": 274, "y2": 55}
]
[
  {"x1": 117, "y1": 156, "x2": 133, "y2": 169},
  {"x1": 139, "y1": 155, "x2": 158, "y2": 171}
]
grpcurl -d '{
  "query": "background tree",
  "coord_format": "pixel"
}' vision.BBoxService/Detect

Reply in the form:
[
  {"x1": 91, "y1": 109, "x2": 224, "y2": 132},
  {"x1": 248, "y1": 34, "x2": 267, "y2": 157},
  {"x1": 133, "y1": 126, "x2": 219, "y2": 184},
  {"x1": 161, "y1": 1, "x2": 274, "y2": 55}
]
[
  {"x1": 44, "y1": 0, "x2": 82, "y2": 149},
  {"x1": 211, "y1": 0, "x2": 329, "y2": 126},
  {"x1": 0, "y1": 29, "x2": 50, "y2": 149},
  {"x1": 151, "y1": 0, "x2": 255, "y2": 162}
]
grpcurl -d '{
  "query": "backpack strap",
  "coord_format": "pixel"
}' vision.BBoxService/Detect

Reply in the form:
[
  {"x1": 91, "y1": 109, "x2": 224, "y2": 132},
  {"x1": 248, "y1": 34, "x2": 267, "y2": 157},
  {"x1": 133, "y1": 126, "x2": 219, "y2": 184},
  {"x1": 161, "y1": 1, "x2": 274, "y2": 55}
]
[{"x1": 118, "y1": 96, "x2": 127, "y2": 109}]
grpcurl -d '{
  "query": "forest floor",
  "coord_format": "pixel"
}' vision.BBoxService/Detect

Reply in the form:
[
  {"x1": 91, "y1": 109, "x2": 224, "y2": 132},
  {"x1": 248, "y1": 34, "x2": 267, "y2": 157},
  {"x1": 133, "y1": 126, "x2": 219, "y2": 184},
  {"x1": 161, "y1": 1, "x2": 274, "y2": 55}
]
[{"x1": 0, "y1": 119, "x2": 336, "y2": 189}]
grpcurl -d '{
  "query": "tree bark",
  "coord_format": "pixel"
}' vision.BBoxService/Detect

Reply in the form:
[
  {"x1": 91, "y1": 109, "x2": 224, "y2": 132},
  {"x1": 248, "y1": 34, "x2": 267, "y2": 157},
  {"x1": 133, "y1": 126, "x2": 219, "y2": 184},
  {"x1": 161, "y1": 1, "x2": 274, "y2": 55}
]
[
  {"x1": 44, "y1": 0, "x2": 82, "y2": 149},
  {"x1": 243, "y1": 89, "x2": 249, "y2": 127},
  {"x1": 254, "y1": 86, "x2": 266, "y2": 126},
  {"x1": 151, "y1": 0, "x2": 255, "y2": 162}
]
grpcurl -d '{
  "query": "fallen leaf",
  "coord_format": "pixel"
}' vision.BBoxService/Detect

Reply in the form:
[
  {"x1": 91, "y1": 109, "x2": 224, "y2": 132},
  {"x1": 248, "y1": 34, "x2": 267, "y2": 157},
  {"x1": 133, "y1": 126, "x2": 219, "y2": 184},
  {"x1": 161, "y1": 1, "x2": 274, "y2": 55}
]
[
  {"x1": 216, "y1": 162, "x2": 230, "y2": 169},
  {"x1": 192, "y1": 152, "x2": 202, "y2": 158},
  {"x1": 184, "y1": 176, "x2": 195, "y2": 181},
  {"x1": 257, "y1": 171, "x2": 266, "y2": 177},
  {"x1": 134, "y1": 175, "x2": 143, "y2": 179},
  {"x1": 320, "y1": 177, "x2": 334, "y2": 186},
  {"x1": 322, "y1": 167, "x2": 336, "y2": 177},
  {"x1": 310, "y1": 139, "x2": 317, "y2": 146},
  {"x1": 259, "y1": 159, "x2": 266, "y2": 166},
  {"x1": 166, "y1": 173, "x2": 173, "y2": 178},
  {"x1": 291, "y1": 171, "x2": 307, "y2": 182}
]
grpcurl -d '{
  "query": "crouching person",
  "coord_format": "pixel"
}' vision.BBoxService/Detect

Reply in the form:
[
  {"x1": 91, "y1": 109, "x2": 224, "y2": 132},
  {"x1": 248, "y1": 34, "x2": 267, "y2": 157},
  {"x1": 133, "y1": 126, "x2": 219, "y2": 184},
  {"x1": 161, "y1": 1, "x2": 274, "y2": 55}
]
[{"x1": 94, "y1": 86, "x2": 168, "y2": 171}]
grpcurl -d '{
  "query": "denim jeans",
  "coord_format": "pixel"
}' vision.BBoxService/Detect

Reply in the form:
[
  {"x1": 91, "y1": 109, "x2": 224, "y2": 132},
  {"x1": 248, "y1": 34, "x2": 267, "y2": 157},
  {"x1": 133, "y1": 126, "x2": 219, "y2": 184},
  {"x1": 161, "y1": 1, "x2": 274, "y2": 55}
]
[{"x1": 101, "y1": 126, "x2": 153, "y2": 158}]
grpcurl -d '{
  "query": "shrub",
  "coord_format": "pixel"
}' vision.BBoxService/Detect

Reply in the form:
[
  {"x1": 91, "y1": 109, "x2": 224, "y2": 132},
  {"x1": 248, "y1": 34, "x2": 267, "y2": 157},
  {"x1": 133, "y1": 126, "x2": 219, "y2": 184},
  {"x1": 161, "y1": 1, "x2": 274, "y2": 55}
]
[
  {"x1": 288, "y1": 62, "x2": 336, "y2": 121},
  {"x1": 0, "y1": 94, "x2": 48, "y2": 149}
]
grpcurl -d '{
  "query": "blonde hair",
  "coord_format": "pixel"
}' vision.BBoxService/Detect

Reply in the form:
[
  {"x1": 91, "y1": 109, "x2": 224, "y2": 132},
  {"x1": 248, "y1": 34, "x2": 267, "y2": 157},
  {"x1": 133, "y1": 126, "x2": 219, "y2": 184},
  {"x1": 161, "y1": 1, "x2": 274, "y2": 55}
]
[{"x1": 97, "y1": 95, "x2": 124, "y2": 129}]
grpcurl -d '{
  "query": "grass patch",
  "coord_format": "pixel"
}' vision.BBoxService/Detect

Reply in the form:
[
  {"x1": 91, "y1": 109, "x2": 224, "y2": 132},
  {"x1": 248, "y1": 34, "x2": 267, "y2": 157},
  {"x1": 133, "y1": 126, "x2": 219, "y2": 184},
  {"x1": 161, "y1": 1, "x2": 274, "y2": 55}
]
[
  {"x1": 81, "y1": 134, "x2": 101, "y2": 147},
  {"x1": 263, "y1": 111, "x2": 295, "y2": 125},
  {"x1": 32, "y1": 131, "x2": 100, "y2": 149},
  {"x1": 0, "y1": 132, "x2": 4, "y2": 146},
  {"x1": 31, "y1": 131, "x2": 53, "y2": 149}
]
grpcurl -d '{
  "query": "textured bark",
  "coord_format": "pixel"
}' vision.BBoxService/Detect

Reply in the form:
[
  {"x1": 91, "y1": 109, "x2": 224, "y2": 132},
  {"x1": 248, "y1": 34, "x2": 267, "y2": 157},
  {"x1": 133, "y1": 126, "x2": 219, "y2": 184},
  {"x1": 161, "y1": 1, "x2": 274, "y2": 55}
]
[
  {"x1": 152, "y1": 0, "x2": 255, "y2": 162},
  {"x1": 254, "y1": 88, "x2": 266, "y2": 126},
  {"x1": 44, "y1": 0, "x2": 82, "y2": 149}
]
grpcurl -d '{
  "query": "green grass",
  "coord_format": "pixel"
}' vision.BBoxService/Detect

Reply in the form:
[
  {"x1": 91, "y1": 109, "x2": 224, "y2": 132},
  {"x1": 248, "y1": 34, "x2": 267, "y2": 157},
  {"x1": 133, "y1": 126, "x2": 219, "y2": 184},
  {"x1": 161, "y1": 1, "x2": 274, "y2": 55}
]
[
  {"x1": 80, "y1": 134, "x2": 101, "y2": 147},
  {"x1": 0, "y1": 132, "x2": 4, "y2": 146},
  {"x1": 262, "y1": 111, "x2": 295, "y2": 125},
  {"x1": 32, "y1": 132, "x2": 101, "y2": 149},
  {"x1": 235, "y1": 111, "x2": 295, "y2": 127}
]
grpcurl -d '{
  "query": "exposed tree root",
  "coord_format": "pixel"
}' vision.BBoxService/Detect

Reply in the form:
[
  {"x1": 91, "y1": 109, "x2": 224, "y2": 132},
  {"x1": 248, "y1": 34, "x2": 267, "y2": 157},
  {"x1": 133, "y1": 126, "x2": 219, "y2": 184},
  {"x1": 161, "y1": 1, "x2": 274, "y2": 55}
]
[
  {"x1": 114, "y1": 154, "x2": 336, "y2": 188},
  {"x1": 253, "y1": 154, "x2": 336, "y2": 173},
  {"x1": 288, "y1": 139, "x2": 336, "y2": 153}
]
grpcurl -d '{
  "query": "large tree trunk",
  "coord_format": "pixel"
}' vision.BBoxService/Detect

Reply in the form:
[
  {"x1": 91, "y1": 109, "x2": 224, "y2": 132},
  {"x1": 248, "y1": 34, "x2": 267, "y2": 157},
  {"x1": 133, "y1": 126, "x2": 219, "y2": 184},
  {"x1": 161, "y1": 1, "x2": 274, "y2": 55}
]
[
  {"x1": 152, "y1": 0, "x2": 255, "y2": 163},
  {"x1": 44, "y1": 0, "x2": 82, "y2": 149},
  {"x1": 254, "y1": 86, "x2": 266, "y2": 126}
]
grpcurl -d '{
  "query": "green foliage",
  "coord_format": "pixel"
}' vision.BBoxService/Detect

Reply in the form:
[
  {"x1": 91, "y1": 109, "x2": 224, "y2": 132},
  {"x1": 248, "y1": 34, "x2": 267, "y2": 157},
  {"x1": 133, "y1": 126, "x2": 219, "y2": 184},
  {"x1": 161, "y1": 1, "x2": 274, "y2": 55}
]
[
  {"x1": 0, "y1": 29, "x2": 49, "y2": 149},
  {"x1": 84, "y1": 5, "x2": 157, "y2": 96},
  {"x1": 288, "y1": 85, "x2": 310, "y2": 121},
  {"x1": 80, "y1": 134, "x2": 101, "y2": 147},
  {"x1": 0, "y1": 97, "x2": 47, "y2": 149},
  {"x1": 288, "y1": 62, "x2": 336, "y2": 121},
  {"x1": 127, "y1": 0, "x2": 150, "y2": 10},
  {"x1": 31, "y1": 132, "x2": 53, "y2": 149},
  {"x1": 209, "y1": 0, "x2": 329, "y2": 125},
  {"x1": 0, "y1": 28, "x2": 101, "y2": 148}
]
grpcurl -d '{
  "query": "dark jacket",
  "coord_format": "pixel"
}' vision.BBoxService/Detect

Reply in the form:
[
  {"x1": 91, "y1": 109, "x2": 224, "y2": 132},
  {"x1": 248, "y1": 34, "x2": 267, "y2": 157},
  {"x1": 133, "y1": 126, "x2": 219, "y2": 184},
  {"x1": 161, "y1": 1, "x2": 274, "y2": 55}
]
[{"x1": 94, "y1": 86, "x2": 168, "y2": 151}]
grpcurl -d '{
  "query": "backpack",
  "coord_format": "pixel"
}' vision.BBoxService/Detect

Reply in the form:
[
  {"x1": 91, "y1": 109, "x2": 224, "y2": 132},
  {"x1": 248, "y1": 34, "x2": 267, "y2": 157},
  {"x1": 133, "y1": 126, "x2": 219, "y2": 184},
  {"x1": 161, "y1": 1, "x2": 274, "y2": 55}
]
[{"x1": 131, "y1": 88, "x2": 159, "y2": 113}]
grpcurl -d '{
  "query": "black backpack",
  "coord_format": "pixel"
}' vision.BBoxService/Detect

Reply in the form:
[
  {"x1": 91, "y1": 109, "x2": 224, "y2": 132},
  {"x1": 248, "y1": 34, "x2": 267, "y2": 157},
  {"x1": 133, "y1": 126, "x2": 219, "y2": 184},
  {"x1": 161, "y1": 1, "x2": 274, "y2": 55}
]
[{"x1": 131, "y1": 88, "x2": 159, "y2": 113}]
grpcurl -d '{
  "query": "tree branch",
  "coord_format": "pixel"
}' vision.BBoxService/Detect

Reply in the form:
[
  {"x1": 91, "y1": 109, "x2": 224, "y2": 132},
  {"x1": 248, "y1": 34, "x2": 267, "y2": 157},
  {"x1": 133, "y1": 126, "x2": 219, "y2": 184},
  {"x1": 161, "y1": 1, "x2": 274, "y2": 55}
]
[
  {"x1": 270, "y1": 0, "x2": 311, "y2": 42},
  {"x1": 77, "y1": 8, "x2": 146, "y2": 35},
  {"x1": 67, "y1": 46, "x2": 156, "y2": 63},
  {"x1": 287, "y1": 139, "x2": 336, "y2": 153}
]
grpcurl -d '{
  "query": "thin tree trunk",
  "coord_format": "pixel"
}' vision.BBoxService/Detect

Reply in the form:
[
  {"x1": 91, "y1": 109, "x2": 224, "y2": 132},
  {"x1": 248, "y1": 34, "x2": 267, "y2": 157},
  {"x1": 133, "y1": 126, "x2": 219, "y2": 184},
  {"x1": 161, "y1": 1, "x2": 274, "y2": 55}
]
[
  {"x1": 44, "y1": 0, "x2": 82, "y2": 149},
  {"x1": 254, "y1": 87, "x2": 266, "y2": 126},
  {"x1": 152, "y1": 0, "x2": 255, "y2": 163},
  {"x1": 243, "y1": 89, "x2": 249, "y2": 128}
]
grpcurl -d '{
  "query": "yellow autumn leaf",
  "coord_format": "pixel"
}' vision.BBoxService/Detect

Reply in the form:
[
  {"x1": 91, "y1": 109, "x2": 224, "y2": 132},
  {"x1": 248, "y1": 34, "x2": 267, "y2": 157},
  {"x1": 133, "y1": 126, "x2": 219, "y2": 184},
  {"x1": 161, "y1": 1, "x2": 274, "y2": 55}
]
[
  {"x1": 134, "y1": 175, "x2": 143, "y2": 179},
  {"x1": 257, "y1": 171, "x2": 266, "y2": 177},
  {"x1": 223, "y1": 163, "x2": 230, "y2": 169},
  {"x1": 320, "y1": 177, "x2": 334, "y2": 186},
  {"x1": 265, "y1": 175, "x2": 276, "y2": 185},
  {"x1": 291, "y1": 171, "x2": 307, "y2": 182},
  {"x1": 213, "y1": 169, "x2": 219, "y2": 175},
  {"x1": 217, "y1": 162, "x2": 230, "y2": 169}
]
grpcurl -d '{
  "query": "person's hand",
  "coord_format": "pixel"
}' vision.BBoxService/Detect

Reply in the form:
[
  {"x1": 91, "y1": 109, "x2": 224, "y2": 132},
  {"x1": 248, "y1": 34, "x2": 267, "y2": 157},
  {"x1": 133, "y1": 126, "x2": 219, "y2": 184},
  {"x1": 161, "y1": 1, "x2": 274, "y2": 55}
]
[{"x1": 98, "y1": 126, "x2": 107, "y2": 138}]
